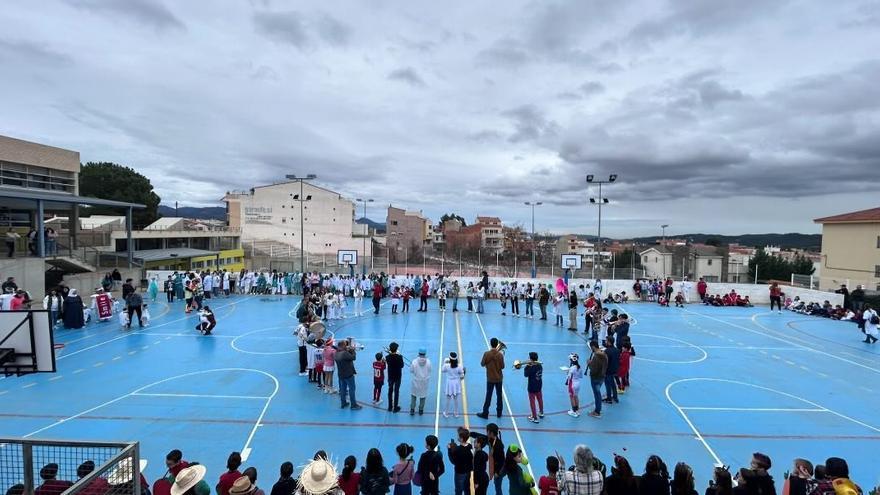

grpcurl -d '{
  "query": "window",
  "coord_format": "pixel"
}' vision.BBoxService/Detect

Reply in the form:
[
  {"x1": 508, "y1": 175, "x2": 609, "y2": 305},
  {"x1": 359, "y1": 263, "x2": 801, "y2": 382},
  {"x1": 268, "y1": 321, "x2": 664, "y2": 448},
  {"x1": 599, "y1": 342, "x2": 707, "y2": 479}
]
[
  {"x1": 643, "y1": 256, "x2": 648, "y2": 263},
  {"x1": 876, "y1": 265, "x2": 880, "y2": 277},
  {"x1": 707, "y1": 259, "x2": 713, "y2": 266},
  {"x1": 877, "y1": 235, "x2": 880, "y2": 248},
  {"x1": 392, "y1": 220, "x2": 399, "y2": 226}
]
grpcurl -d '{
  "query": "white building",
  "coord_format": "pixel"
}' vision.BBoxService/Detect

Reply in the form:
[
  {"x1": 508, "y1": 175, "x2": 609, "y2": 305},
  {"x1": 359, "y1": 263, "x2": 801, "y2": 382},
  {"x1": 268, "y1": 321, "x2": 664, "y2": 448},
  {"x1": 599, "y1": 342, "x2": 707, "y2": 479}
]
[{"x1": 224, "y1": 180, "x2": 371, "y2": 256}]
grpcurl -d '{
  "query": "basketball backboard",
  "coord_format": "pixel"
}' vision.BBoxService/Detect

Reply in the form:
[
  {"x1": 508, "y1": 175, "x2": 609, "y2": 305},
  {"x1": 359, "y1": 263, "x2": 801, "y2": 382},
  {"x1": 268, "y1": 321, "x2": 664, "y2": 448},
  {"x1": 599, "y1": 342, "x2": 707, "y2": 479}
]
[
  {"x1": 337, "y1": 249, "x2": 358, "y2": 266},
  {"x1": 560, "y1": 254, "x2": 582, "y2": 270}
]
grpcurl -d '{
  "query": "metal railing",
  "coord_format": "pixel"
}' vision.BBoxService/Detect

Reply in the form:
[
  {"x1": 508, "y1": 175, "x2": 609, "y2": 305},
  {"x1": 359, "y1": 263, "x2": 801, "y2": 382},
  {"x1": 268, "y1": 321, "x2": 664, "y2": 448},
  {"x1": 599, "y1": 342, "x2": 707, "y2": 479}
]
[{"x1": 0, "y1": 438, "x2": 140, "y2": 495}]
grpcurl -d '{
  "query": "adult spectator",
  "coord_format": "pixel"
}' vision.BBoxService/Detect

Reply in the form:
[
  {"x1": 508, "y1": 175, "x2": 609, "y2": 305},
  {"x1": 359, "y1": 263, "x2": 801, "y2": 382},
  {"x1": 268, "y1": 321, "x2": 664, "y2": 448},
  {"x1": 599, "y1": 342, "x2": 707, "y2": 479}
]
[
  {"x1": 697, "y1": 278, "x2": 708, "y2": 302},
  {"x1": 243, "y1": 467, "x2": 265, "y2": 495},
  {"x1": 568, "y1": 290, "x2": 579, "y2": 332},
  {"x1": 112, "y1": 269, "x2": 122, "y2": 289},
  {"x1": 835, "y1": 285, "x2": 851, "y2": 310},
  {"x1": 34, "y1": 463, "x2": 73, "y2": 495},
  {"x1": 270, "y1": 462, "x2": 296, "y2": 495},
  {"x1": 229, "y1": 476, "x2": 258, "y2": 495},
  {"x1": 372, "y1": 280, "x2": 383, "y2": 315},
  {"x1": 297, "y1": 458, "x2": 342, "y2": 495},
  {"x1": 538, "y1": 284, "x2": 550, "y2": 321},
  {"x1": 733, "y1": 453, "x2": 775, "y2": 495},
  {"x1": 782, "y1": 459, "x2": 813, "y2": 495},
  {"x1": 604, "y1": 455, "x2": 638, "y2": 495},
  {"x1": 769, "y1": 283, "x2": 783, "y2": 314},
  {"x1": 641, "y1": 455, "x2": 670, "y2": 495},
  {"x1": 486, "y1": 424, "x2": 505, "y2": 495},
  {"x1": 337, "y1": 457, "x2": 360, "y2": 495},
  {"x1": 122, "y1": 278, "x2": 135, "y2": 300},
  {"x1": 10, "y1": 290, "x2": 26, "y2": 311},
  {"x1": 556, "y1": 445, "x2": 603, "y2": 495},
  {"x1": 335, "y1": 339, "x2": 361, "y2": 410},
  {"x1": 385, "y1": 342, "x2": 404, "y2": 413},
  {"x1": 672, "y1": 463, "x2": 697, "y2": 495},
  {"x1": 217, "y1": 452, "x2": 243, "y2": 495},
  {"x1": 610, "y1": 315, "x2": 630, "y2": 349},
  {"x1": 587, "y1": 341, "x2": 607, "y2": 418},
  {"x1": 75, "y1": 460, "x2": 111, "y2": 495},
  {"x1": 2, "y1": 277, "x2": 17, "y2": 293},
  {"x1": 126, "y1": 288, "x2": 145, "y2": 329},
  {"x1": 5, "y1": 229, "x2": 20, "y2": 257},
  {"x1": 807, "y1": 457, "x2": 861, "y2": 495},
  {"x1": 850, "y1": 285, "x2": 866, "y2": 312},
  {"x1": 477, "y1": 338, "x2": 505, "y2": 419},
  {"x1": 705, "y1": 466, "x2": 733, "y2": 495}
]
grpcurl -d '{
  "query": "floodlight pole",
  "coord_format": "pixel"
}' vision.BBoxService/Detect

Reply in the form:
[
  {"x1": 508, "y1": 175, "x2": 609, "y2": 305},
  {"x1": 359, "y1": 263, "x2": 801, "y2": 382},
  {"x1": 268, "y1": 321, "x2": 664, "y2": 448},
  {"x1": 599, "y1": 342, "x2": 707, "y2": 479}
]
[
  {"x1": 356, "y1": 198, "x2": 374, "y2": 275},
  {"x1": 524, "y1": 201, "x2": 542, "y2": 278},
  {"x1": 661, "y1": 224, "x2": 669, "y2": 278},
  {"x1": 587, "y1": 174, "x2": 617, "y2": 279},
  {"x1": 285, "y1": 174, "x2": 317, "y2": 273}
]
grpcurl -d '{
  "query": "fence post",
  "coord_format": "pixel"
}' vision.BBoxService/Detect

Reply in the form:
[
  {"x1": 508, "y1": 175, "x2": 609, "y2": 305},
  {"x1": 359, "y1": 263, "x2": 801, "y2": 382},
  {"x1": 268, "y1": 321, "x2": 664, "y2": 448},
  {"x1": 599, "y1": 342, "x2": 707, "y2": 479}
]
[
  {"x1": 790, "y1": 273, "x2": 794, "y2": 286},
  {"x1": 23, "y1": 443, "x2": 34, "y2": 495}
]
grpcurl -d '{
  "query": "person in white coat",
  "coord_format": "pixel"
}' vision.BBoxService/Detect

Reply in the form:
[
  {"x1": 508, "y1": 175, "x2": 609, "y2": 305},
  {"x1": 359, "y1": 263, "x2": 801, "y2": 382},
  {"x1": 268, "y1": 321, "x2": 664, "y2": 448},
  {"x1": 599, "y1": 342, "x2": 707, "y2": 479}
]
[
  {"x1": 862, "y1": 306, "x2": 879, "y2": 344},
  {"x1": 409, "y1": 348, "x2": 432, "y2": 416}
]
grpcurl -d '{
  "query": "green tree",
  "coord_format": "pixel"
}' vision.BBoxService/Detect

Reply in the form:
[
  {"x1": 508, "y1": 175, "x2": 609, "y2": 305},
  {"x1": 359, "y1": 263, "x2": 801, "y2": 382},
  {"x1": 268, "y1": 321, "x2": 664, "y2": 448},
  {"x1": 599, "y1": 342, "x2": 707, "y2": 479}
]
[
  {"x1": 748, "y1": 248, "x2": 815, "y2": 282},
  {"x1": 79, "y1": 162, "x2": 161, "y2": 227},
  {"x1": 440, "y1": 213, "x2": 467, "y2": 226},
  {"x1": 790, "y1": 254, "x2": 816, "y2": 275},
  {"x1": 705, "y1": 238, "x2": 721, "y2": 247}
]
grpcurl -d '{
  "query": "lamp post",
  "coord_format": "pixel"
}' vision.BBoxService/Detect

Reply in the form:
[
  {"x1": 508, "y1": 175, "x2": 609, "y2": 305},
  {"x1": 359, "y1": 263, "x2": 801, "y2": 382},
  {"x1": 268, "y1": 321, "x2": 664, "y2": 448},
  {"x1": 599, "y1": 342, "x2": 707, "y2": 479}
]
[
  {"x1": 587, "y1": 174, "x2": 617, "y2": 279},
  {"x1": 285, "y1": 174, "x2": 317, "y2": 273},
  {"x1": 661, "y1": 224, "x2": 669, "y2": 278},
  {"x1": 524, "y1": 201, "x2": 543, "y2": 278},
  {"x1": 356, "y1": 198, "x2": 374, "y2": 275}
]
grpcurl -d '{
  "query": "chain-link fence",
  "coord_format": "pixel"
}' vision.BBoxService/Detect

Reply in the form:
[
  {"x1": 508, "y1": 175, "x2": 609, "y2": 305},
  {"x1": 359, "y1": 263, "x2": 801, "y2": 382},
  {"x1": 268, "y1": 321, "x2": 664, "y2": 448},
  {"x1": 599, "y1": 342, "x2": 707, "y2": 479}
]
[{"x1": 0, "y1": 438, "x2": 139, "y2": 495}]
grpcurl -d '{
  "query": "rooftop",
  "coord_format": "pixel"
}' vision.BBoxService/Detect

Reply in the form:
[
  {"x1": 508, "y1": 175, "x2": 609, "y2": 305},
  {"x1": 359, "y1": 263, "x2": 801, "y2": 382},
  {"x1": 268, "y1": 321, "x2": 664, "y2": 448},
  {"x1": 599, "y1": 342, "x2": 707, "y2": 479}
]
[{"x1": 814, "y1": 206, "x2": 880, "y2": 224}]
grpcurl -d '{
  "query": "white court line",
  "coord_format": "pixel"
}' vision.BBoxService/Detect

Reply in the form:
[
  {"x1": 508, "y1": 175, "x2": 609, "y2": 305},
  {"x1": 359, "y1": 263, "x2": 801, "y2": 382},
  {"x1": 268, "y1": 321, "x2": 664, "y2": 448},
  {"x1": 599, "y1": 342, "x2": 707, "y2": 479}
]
[
  {"x1": 132, "y1": 392, "x2": 271, "y2": 400},
  {"x1": 666, "y1": 377, "x2": 880, "y2": 468},
  {"x1": 475, "y1": 314, "x2": 535, "y2": 484},
  {"x1": 679, "y1": 406, "x2": 826, "y2": 412},
  {"x1": 23, "y1": 367, "x2": 280, "y2": 463},
  {"x1": 433, "y1": 311, "x2": 446, "y2": 437},
  {"x1": 685, "y1": 309, "x2": 880, "y2": 376},
  {"x1": 629, "y1": 333, "x2": 708, "y2": 364}
]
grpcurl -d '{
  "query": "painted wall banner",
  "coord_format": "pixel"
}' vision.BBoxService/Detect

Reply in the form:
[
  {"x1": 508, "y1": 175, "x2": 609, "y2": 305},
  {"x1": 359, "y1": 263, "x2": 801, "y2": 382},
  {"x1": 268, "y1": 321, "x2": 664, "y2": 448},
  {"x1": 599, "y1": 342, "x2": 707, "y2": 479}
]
[
  {"x1": 93, "y1": 293, "x2": 113, "y2": 320},
  {"x1": 244, "y1": 206, "x2": 273, "y2": 224}
]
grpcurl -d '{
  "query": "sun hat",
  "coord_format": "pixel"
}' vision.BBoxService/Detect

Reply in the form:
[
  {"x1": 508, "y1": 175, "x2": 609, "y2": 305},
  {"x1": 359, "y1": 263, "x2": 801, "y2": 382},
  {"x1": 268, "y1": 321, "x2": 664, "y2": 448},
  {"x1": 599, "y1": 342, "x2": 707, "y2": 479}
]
[
  {"x1": 228, "y1": 475, "x2": 257, "y2": 495},
  {"x1": 297, "y1": 458, "x2": 338, "y2": 495},
  {"x1": 107, "y1": 458, "x2": 149, "y2": 485},
  {"x1": 170, "y1": 465, "x2": 207, "y2": 495}
]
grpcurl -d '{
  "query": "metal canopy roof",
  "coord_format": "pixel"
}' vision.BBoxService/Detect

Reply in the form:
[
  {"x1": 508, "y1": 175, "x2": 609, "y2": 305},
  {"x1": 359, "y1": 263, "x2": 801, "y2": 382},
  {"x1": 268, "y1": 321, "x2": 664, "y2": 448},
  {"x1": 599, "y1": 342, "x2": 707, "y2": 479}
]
[{"x1": 0, "y1": 187, "x2": 146, "y2": 209}]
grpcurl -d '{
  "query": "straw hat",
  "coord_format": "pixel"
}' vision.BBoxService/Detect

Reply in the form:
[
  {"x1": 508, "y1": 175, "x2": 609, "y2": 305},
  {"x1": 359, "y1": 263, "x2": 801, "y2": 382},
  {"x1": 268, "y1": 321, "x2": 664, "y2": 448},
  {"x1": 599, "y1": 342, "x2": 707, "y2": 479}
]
[
  {"x1": 171, "y1": 465, "x2": 207, "y2": 495},
  {"x1": 228, "y1": 476, "x2": 256, "y2": 495},
  {"x1": 107, "y1": 458, "x2": 149, "y2": 485},
  {"x1": 297, "y1": 459, "x2": 338, "y2": 495}
]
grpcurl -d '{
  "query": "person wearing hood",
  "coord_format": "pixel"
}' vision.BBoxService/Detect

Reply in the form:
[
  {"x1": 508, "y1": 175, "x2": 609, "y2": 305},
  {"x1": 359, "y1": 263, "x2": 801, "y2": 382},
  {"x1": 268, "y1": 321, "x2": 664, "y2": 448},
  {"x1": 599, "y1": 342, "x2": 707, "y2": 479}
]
[
  {"x1": 63, "y1": 289, "x2": 85, "y2": 329},
  {"x1": 409, "y1": 349, "x2": 431, "y2": 416},
  {"x1": 807, "y1": 458, "x2": 861, "y2": 495}
]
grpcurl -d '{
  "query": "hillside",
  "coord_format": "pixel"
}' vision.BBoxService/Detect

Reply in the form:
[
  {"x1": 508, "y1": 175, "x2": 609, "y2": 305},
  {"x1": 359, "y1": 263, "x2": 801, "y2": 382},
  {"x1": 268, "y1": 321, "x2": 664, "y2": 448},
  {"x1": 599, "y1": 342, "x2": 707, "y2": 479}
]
[
  {"x1": 356, "y1": 217, "x2": 386, "y2": 233},
  {"x1": 158, "y1": 205, "x2": 226, "y2": 220},
  {"x1": 630, "y1": 233, "x2": 822, "y2": 250}
]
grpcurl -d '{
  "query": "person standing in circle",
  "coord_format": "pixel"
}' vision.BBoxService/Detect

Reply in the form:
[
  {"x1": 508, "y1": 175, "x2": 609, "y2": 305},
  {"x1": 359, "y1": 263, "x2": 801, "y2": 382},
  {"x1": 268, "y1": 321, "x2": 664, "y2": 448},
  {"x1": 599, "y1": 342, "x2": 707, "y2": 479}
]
[
  {"x1": 372, "y1": 279, "x2": 383, "y2": 315},
  {"x1": 477, "y1": 338, "x2": 505, "y2": 419},
  {"x1": 769, "y1": 282, "x2": 783, "y2": 314}
]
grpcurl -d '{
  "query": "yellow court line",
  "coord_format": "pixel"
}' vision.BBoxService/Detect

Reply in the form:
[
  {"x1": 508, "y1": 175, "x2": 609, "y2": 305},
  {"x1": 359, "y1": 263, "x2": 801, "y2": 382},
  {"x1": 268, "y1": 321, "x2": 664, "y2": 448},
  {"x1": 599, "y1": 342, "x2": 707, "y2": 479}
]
[{"x1": 454, "y1": 312, "x2": 476, "y2": 495}]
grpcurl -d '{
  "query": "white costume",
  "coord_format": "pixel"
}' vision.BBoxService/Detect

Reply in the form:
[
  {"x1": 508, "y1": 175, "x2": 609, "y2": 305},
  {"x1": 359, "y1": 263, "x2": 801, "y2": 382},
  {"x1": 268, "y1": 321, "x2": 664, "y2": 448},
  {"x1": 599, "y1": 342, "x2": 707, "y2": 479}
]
[{"x1": 410, "y1": 356, "x2": 432, "y2": 399}]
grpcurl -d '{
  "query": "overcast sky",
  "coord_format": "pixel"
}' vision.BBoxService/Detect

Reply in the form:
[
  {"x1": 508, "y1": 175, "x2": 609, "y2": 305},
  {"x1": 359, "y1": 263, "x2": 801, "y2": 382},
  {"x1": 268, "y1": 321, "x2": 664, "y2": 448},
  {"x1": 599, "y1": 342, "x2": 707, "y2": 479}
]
[{"x1": 2, "y1": 0, "x2": 878, "y2": 237}]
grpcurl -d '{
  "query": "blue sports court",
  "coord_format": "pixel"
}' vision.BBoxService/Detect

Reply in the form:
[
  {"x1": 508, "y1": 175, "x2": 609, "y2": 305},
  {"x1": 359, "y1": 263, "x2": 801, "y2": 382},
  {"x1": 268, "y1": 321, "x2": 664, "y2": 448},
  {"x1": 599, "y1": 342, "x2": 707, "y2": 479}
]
[{"x1": 2, "y1": 296, "x2": 878, "y2": 489}]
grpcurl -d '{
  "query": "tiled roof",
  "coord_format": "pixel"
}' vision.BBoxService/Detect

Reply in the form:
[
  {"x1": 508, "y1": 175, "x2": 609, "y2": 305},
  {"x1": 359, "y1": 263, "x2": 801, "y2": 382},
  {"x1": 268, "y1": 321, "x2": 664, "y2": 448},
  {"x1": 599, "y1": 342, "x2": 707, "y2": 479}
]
[{"x1": 814, "y1": 207, "x2": 880, "y2": 224}]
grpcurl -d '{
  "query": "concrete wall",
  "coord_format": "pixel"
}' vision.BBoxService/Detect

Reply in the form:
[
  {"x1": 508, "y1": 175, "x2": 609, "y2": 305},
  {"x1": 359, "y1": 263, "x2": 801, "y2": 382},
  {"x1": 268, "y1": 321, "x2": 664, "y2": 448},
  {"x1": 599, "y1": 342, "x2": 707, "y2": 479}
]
[
  {"x1": 0, "y1": 134, "x2": 80, "y2": 173},
  {"x1": 226, "y1": 182, "x2": 368, "y2": 255},
  {"x1": 819, "y1": 222, "x2": 880, "y2": 290},
  {"x1": 0, "y1": 258, "x2": 45, "y2": 295},
  {"x1": 61, "y1": 267, "x2": 144, "y2": 296}
]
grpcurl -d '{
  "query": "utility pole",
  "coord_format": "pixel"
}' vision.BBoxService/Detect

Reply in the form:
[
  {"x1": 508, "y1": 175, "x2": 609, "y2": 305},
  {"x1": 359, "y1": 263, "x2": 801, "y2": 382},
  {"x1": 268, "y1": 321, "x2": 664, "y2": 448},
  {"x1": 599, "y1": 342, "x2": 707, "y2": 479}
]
[
  {"x1": 285, "y1": 174, "x2": 317, "y2": 273},
  {"x1": 661, "y1": 224, "x2": 669, "y2": 278}
]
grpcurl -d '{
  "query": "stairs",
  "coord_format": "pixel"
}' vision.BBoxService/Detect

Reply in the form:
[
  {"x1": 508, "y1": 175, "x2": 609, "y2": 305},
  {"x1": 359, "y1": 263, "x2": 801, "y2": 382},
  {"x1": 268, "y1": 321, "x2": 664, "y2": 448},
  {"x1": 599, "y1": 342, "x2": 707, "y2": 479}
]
[{"x1": 45, "y1": 255, "x2": 97, "y2": 274}]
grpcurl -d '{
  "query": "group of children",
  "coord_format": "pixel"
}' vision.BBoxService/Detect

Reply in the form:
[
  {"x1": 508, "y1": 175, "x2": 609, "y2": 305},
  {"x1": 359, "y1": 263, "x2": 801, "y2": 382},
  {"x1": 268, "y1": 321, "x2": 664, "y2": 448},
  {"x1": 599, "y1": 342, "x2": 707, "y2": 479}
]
[{"x1": 700, "y1": 291, "x2": 754, "y2": 307}]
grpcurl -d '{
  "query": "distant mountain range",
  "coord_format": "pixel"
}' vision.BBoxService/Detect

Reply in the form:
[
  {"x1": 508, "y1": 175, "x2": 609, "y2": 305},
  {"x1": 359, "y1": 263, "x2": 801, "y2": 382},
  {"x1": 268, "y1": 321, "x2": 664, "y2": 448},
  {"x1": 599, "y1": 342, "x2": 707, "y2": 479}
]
[
  {"x1": 356, "y1": 217, "x2": 386, "y2": 233},
  {"x1": 629, "y1": 233, "x2": 822, "y2": 250},
  {"x1": 158, "y1": 205, "x2": 226, "y2": 220}
]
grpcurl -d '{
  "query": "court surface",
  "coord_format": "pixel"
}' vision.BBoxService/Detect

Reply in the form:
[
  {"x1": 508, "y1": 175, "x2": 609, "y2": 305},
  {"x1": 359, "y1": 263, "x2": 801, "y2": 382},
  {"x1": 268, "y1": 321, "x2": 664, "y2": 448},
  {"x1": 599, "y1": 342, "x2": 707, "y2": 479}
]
[{"x1": 3, "y1": 294, "x2": 879, "y2": 489}]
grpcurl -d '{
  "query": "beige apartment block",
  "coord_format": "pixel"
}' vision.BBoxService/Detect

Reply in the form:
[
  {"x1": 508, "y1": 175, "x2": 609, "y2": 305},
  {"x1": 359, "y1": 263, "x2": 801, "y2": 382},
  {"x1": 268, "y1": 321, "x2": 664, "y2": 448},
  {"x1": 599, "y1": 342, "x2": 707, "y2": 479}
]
[{"x1": 814, "y1": 207, "x2": 880, "y2": 291}]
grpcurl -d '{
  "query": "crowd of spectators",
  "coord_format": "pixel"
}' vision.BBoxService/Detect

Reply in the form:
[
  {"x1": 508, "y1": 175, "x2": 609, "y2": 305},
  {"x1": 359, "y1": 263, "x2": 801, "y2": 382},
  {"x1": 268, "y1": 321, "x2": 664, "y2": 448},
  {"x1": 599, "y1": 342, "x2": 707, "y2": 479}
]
[{"x1": 8, "y1": 438, "x2": 868, "y2": 495}]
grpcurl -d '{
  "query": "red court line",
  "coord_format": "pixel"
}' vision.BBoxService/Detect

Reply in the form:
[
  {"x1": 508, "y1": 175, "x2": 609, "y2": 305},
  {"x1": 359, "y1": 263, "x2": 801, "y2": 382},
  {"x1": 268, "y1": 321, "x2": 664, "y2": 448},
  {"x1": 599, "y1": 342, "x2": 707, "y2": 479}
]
[{"x1": 2, "y1": 412, "x2": 877, "y2": 441}]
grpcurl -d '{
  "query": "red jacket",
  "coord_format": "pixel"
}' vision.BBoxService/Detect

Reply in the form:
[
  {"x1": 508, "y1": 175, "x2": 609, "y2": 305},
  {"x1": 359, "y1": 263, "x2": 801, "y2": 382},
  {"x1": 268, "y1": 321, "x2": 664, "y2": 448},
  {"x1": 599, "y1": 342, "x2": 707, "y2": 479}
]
[{"x1": 372, "y1": 284, "x2": 383, "y2": 298}]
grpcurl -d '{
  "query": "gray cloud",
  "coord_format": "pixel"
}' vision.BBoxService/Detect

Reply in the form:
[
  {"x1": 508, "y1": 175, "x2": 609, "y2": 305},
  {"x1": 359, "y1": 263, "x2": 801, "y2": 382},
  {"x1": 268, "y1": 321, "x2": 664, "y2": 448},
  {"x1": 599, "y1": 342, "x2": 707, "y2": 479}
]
[
  {"x1": 0, "y1": 39, "x2": 71, "y2": 65},
  {"x1": 503, "y1": 105, "x2": 561, "y2": 144},
  {"x1": 64, "y1": 0, "x2": 184, "y2": 31},
  {"x1": 387, "y1": 67, "x2": 426, "y2": 87},
  {"x1": 252, "y1": 10, "x2": 351, "y2": 48}
]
